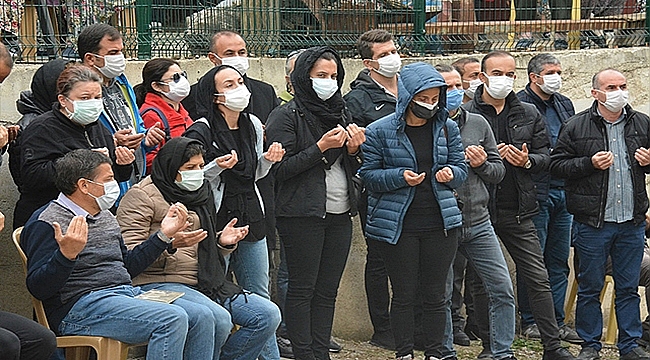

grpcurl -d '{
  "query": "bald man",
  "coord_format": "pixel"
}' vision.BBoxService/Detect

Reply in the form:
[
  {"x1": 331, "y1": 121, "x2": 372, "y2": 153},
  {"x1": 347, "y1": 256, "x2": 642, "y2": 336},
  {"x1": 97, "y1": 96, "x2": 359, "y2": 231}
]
[{"x1": 551, "y1": 68, "x2": 650, "y2": 360}]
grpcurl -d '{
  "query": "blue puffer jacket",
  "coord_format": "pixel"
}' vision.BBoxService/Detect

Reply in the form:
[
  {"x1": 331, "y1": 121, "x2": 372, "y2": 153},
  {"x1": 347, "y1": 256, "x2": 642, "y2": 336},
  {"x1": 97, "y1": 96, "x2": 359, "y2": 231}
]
[{"x1": 360, "y1": 62, "x2": 468, "y2": 244}]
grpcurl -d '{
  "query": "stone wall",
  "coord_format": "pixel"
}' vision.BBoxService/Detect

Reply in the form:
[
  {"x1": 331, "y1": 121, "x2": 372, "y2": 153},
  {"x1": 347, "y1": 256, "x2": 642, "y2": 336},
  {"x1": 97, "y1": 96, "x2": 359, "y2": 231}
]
[{"x1": 0, "y1": 48, "x2": 649, "y2": 340}]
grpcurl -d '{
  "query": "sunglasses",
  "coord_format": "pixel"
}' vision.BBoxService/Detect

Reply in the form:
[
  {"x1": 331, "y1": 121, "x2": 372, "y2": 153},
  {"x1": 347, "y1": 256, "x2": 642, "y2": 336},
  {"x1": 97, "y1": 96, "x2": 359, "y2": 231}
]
[{"x1": 160, "y1": 71, "x2": 188, "y2": 84}]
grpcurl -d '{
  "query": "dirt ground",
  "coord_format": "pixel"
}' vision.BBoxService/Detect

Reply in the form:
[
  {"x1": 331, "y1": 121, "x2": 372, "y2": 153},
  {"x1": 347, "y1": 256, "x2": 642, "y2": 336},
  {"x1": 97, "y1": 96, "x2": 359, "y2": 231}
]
[{"x1": 324, "y1": 338, "x2": 623, "y2": 360}]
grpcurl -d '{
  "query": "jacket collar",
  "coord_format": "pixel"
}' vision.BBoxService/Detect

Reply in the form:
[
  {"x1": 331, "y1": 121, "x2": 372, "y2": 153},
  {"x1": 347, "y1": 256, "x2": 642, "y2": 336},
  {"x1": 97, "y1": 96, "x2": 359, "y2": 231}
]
[
  {"x1": 350, "y1": 69, "x2": 397, "y2": 104},
  {"x1": 474, "y1": 84, "x2": 525, "y2": 120},
  {"x1": 588, "y1": 100, "x2": 633, "y2": 125}
]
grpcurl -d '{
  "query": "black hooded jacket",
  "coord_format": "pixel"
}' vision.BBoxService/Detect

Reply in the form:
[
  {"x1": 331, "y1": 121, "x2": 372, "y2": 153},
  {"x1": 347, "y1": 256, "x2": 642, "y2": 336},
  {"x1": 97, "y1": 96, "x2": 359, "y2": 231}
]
[
  {"x1": 266, "y1": 47, "x2": 362, "y2": 218},
  {"x1": 343, "y1": 69, "x2": 397, "y2": 127}
]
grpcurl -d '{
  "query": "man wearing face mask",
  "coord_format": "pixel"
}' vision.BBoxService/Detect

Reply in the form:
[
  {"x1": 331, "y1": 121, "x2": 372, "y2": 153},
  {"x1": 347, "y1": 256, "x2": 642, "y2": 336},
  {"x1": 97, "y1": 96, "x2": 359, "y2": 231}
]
[
  {"x1": 343, "y1": 29, "x2": 400, "y2": 351},
  {"x1": 436, "y1": 64, "x2": 516, "y2": 360},
  {"x1": 551, "y1": 69, "x2": 650, "y2": 360},
  {"x1": 183, "y1": 30, "x2": 279, "y2": 123},
  {"x1": 516, "y1": 54, "x2": 581, "y2": 345},
  {"x1": 451, "y1": 57, "x2": 482, "y2": 104},
  {"x1": 21, "y1": 149, "x2": 219, "y2": 360},
  {"x1": 79, "y1": 24, "x2": 165, "y2": 194},
  {"x1": 463, "y1": 51, "x2": 575, "y2": 360}
]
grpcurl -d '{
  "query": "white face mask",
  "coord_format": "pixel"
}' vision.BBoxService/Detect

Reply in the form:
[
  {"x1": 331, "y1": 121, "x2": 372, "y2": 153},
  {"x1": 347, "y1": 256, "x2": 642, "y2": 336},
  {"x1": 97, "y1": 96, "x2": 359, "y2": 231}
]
[
  {"x1": 484, "y1": 75, "x2": 514, "y2": 100},
  {"x1": 597, "y1": 89, "x2": 629, "y2": 113},
  {"x1": 94, "y1": 53, "x2": 126, "y2": 79},
  {"x1": 464, "y1": 79, "x2": 482, "y2": 99},
  {"x1": 175, "y1": 169, "x2": 204, "y2": 192},
  {"x1": 217, "y1": 55, "x2": 250, "y2": 75},
  {"x1": 87, "y1": 179, "x2": 121, "y2": 211},
  {"x1": 216, "y1": 85, "x2": 251, "y2": 112},
  {"x1": 64, "y1": 98, "x2": 104, "y2": 126},
  {"x1": 372, "y1": 53, "x2": 401, "y2": 78},
  {"x1": 159, "y1": 75, "x2": 191, "y2": 103},
  {"x1": 537, "y1": 73, "x2": 562, "y2": 95},
  {"x1": 311, "y1": 78, "x2": 339, "y2": 101}
]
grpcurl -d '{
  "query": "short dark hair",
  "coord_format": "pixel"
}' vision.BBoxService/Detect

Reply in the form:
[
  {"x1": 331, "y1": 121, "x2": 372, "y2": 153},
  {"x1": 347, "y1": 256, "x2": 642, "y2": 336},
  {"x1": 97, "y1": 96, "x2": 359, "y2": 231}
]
[
  {"x1": 357, "y1": 29, "x2": 393, "y2": 59},
  {"x1": 55, "y1": 149, "x2": 112, "y2": 195},
  {"x1": 0, "y1": 43, "x2": 13, "y2": 69},
  {"x1": 527, "y1": 53, "x2": 560, "y2": 81},
  {"x1": 481, "y1": 51, "x2": 513, "y2": 73},
  {"x1": 77, "y1": 23, "x2": 122, "y2": 59},
  {"x1": 210, "y1": 30, "x2": 244, "y2": 53},
  {"x1": 451, "y1": 57, "x2": 480, "y2": 76},
  {"x1": 56, "y1": 64, "x2": 102, "y2": 97},
  {"x1": 435, "y1": 64, "x2": 456, "y2": 74},
  {"x1": 180, "y1": 143, "x2": 205, "y2": 168},
  {"x1": 135, "y1": 58, "x2": 179, "y2": 107}
]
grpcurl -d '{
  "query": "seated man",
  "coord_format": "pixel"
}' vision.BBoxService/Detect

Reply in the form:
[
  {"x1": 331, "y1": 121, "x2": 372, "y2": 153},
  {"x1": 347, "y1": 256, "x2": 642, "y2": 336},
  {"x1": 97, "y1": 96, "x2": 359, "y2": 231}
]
[{"x1": 21, "y1": 149, "x2": 217, "y2": 360}]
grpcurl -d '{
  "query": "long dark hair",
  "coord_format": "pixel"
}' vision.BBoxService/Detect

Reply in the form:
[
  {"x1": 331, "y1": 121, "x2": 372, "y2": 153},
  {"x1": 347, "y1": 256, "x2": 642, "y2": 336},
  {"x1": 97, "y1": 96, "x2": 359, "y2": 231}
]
[{"x1": 134, "y1": 58, "x2": 179, "y2": 107}]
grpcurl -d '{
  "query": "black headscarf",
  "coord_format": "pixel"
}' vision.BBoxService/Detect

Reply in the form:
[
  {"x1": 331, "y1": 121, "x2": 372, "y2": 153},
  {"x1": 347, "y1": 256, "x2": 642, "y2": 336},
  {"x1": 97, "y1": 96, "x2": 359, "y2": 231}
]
[
  {"x1": 193, "y1": 65, "x2": 258, "y2": 185},
  {"x1": 32, "y1": 59, "x2": 70, "y2": 113},
  {"x1": 290, "y1": 46, "x2": 347, "y2": 166},
  {"x1": 151, "y1": 137, "x2": 242, "y2": 302}
]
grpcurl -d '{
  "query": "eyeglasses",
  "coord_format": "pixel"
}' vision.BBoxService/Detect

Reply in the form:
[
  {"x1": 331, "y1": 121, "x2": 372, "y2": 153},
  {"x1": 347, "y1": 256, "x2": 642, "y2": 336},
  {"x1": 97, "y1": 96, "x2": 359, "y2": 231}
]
[{"x1": 160, "y1": 71, "x2": 188, "y2": 84}]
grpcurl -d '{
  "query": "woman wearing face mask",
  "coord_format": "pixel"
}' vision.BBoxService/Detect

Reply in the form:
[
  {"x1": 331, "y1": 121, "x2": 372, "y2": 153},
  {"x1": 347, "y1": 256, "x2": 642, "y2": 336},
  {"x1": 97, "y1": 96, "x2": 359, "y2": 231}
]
[
  {"x1": 360, "y1": 62, "x2": 467, "y2": 360},
  {"x1": 183, "y1": 64, "x2": 285, "y2": 360},
  {"x1": 117, "y1": 137, "x2": 281, "y2": 360},
  {"x1": 134, "y1": 58, "x2": 193, "y2": 174},
  {"x1": 14, "y1": 64, "x2": 135, "y2": 228},
  {"x1": 265, "y1": 46, "x2": 365, "y2": 360}
]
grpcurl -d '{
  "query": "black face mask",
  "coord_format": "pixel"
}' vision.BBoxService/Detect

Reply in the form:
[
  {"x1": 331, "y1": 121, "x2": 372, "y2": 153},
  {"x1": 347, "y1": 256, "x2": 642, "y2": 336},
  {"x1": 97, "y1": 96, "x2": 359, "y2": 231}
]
[{"x1": 410, "y1": 101, "x2": 439, "y2": 120}]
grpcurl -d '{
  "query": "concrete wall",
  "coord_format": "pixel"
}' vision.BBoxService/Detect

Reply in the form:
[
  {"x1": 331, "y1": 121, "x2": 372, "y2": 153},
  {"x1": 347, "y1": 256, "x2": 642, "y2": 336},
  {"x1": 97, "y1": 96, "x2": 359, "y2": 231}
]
[{"x1": 1, "y1": 48, "x2": 649, "y2": 340}]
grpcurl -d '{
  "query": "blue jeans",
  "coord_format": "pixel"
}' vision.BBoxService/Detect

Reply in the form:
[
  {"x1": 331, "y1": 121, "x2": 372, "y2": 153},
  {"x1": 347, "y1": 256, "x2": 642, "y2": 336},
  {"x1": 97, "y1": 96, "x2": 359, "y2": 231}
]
[
  {"x1": 58, "y1": 285, "x2": 212, "y2": 360},
  {"x1": 519, "y1": 188, "x2": 572, "y2": 327},
  {"x1": 218, "y1": 292, "x2": 282, "y2": 360},
  {"x1": 228, "y1": 238, "x2": 280, "y2": 359},
  {"x1": 573, "y1": 220, "x2": 645, "y2": 355},
  {"x1": 449, "y1": 220, "x2": 516, "y2": 359},
  {"x1": 139, "y1": 283, "x2": 233, "y2": 360}
]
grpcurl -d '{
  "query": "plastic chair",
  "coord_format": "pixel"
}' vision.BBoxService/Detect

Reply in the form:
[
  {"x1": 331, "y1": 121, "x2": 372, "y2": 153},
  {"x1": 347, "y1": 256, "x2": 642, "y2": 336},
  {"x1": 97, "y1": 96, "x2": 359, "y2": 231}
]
[
  {"x1": 12, "y1": 227, "x2": 144, "y2": 360},
  {"x1": 564, "y1": 273, "x2": 617, "y2": 345}
]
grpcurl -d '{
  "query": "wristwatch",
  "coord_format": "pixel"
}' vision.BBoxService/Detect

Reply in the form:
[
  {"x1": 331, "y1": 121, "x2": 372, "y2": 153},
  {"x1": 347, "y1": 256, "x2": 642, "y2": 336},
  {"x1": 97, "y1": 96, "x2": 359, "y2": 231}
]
[
  {"x1": 523, "y1": 159, "x2": 532, "y2": 169},
  {"x1": 157, "y1": 230, "x2": 174, "y2": 244}
]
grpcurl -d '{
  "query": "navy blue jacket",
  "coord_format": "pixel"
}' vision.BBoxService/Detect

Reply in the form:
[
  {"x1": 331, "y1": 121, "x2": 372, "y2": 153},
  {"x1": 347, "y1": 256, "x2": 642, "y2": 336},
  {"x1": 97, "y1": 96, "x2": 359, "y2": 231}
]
[
  {"x1": 360, "y1": 62, "x2": 467, "y2": 244},
  {"x1": 517, "y1": 84, "x2": 575, "y2": 201}
]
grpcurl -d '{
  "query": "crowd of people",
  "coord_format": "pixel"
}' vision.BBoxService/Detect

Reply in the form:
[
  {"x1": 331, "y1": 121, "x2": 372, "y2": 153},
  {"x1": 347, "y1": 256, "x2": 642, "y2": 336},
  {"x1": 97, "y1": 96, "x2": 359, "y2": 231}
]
[{"x1": 1, "y1": 22, "x2": 650, "y2": 360}]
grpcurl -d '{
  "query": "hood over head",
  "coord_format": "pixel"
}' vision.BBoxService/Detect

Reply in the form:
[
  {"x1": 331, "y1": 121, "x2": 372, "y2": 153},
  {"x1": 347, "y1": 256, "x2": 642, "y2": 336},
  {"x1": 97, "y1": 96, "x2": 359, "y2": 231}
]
[{"x1": 396, "y1": 62, "x2": 448, "y2": 124}]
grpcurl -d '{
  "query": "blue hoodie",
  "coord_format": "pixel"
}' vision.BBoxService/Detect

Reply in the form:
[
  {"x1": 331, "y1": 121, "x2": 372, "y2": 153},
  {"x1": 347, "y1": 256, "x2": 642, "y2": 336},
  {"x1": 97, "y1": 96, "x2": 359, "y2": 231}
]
[{"x1": 360, "y1": 62, "x2": 467, "y2": 244}]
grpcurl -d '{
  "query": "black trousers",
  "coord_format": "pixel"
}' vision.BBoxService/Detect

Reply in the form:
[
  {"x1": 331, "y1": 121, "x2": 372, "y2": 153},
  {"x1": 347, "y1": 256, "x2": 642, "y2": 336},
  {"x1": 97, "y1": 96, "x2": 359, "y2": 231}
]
[
  {"x1": 378, "y1": 228, "x2": 459, "y2": 358},
  {"x1": 277, "y1": 214, "x2": 352, "y2": 360},
  {"x1": 489, "y1": 213, "x2": 562, "y2": 351},
  {"x1": 358, "y1": 191, "x2": 392, "y2": 336},
  {"x1": 0, "y1": 311, "x2": 56, "y2": 360}
]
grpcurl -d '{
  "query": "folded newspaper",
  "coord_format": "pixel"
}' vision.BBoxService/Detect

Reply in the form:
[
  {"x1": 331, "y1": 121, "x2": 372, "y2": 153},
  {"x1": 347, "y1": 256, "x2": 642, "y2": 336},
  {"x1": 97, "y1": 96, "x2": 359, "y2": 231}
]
[{"x1": 136, "y1": 289, "x2": 185, "y2": 303}]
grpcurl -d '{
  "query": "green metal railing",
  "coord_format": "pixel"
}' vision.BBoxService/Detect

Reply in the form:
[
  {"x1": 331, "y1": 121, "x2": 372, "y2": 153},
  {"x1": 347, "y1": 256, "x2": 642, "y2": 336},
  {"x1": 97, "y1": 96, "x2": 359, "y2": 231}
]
[{"x1": 2, "y1": 0, "x2": 648, "y2": 62}]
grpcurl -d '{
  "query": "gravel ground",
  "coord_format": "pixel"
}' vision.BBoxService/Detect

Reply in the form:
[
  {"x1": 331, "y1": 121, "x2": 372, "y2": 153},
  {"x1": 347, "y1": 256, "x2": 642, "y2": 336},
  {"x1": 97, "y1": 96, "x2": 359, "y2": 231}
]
[{"x1": 321, "y1": 338, "x2": 624, "y2": 360}]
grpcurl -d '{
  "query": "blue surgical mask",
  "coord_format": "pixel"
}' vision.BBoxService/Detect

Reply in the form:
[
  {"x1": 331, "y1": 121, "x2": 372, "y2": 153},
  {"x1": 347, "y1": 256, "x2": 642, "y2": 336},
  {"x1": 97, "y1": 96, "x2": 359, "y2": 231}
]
[
  {"x1": 311, "y1": 78, "x2": 338, "y2": 101},
  {"x1": 446, "y1": 89, "x2": 465, "y2": 112}
]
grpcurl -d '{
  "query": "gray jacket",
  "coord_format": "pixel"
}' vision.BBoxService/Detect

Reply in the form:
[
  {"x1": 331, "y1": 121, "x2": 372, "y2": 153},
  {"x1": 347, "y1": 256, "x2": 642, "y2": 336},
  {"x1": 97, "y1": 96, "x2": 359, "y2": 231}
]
[{"x1": 453, "y1": 108, "x2": 505, "y2": 228}]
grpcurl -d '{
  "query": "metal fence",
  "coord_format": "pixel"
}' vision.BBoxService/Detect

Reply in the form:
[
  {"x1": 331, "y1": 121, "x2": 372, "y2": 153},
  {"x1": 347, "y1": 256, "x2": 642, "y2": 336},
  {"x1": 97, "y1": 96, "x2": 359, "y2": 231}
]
[{"x1": 4, "y1": 0, "x2": 649, "y2": 62}]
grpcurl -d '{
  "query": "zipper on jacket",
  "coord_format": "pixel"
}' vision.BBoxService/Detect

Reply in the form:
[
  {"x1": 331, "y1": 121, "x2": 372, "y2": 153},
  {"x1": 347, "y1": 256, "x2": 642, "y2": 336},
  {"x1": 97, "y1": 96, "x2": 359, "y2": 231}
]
[
  {"x1": 84, "y1": 131, "x2": 95, "y2": 147},
  {"x1": 516, "y1": 215, "x2": 521, "y2": 224}
]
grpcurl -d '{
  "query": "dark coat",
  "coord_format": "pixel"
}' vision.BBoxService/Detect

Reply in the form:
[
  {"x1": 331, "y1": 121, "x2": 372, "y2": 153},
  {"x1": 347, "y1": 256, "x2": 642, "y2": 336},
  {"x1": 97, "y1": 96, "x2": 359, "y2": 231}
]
[
  {"x1": 462, "y1": 85, "x2": 550, "y2": 222},
  {"x1": 550, "y1": 102, "x2": 650, "y2": 228},
  {"x1": 343, "y1": 69, "x2": 397, "y2": 127},
  {"x1": 13, "y1": 107, "x2": 133, "y2": 228},
  {"x1": 517, "y1": 84, "x2": 575, "y2": 201},
  {"x1": 265, "y1": 100, "x2": 362, "y2": 218}
]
